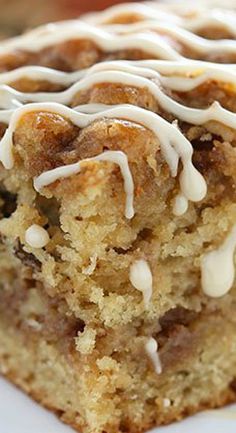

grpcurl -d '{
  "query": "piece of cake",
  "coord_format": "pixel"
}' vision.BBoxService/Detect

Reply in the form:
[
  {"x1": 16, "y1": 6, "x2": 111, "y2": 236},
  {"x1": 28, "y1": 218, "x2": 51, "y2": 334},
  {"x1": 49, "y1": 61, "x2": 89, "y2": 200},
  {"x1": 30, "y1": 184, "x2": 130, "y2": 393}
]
[{"x1": 1, "y1": 2, "x2": 236, "y2": 433}]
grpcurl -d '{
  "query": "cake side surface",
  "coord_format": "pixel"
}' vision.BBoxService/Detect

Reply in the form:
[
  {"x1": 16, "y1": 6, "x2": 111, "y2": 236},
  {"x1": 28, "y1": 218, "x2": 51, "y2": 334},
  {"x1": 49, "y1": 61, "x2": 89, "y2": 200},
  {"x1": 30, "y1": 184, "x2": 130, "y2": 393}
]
[{"x1": 1, "y1": 282, "x2": 236, "y2": 433}]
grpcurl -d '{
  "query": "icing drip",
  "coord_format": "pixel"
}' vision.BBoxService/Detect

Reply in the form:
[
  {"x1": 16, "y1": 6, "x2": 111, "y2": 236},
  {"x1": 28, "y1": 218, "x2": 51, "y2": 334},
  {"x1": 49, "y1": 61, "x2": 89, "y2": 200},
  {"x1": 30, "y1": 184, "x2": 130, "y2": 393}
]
[
  {"x1": 34, "y1": 150, "x2": 134, "y2": 220},
  {"x1": 0, "y1": 102, "x2": 207, "y2": 208},
  {"x1": 163, "y1": 398, "x2": 171, "y2": 408},
  {"x1": 173, "y1": 193, "x2": 188, "y2": 216},
  {"x1": 85, "y1": 2, "x2": 236, "y2": 38},
  {"x1": 201, "y1": 224, "x2": 236, "y2": 297},
  {"x1": 25, "y1": 224, "x2": 49, "y2": 248},
  {"x1": 145, "y1": 337, "x2": 162, "y2": 375},
  {"x1": 129, "y1": 259, "x2": 153, "y2": 308},
  {"x1": 0, "y1": 21, "x2": 182, "y2": 61}
]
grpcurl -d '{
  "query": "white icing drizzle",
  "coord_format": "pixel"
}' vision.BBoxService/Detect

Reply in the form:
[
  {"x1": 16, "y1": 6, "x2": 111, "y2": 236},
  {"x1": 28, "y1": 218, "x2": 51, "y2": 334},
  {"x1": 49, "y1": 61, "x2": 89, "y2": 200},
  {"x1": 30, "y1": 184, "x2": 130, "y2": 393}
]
[
  {"x1": 84, "y1": 2, "x2": 236, "y2": 38},
  {"x1": 87, "y1": 59, "x2": 236, "y2": 91},
  {"x1": 145, "y1": 337, "x2": 162, "y2": 375},
  {"x1": 5, "y1": 57, "x2": 236, "y2": 224},
  {"x1": 2, "y1": 8, "x2": 236, "y2": 222},
  {"x1": 201, "y1": 224, "x2": 236, "y2": 297},
  {"x1": 25, "y1": 224, "x2": 49, "y2": 248},
  {"x1": 0, "y1": 21, "x2": 181, "y2": 61},
  {"x1": 173, "y1": 193, "x2": 188, "y2": 216},
  {"x1": 129, "y1": 259, "x2": 153, "y2": 308},
  {"x1": 0, "y1": 17, "x2": 236, "y2": 63},
  {"x1": 84, "y1": 3, "x2": 182, "y2": 26},
  {"x1": 103, "y1": 20, "x2": 236, "y2": 56},
  {"x1": 0, "y1": 110, "x2": 14, "y2": 126},
  {"x1": 0, "y1": 102, "x2": 207, "y2": 208},
  {"x1": 26, "y1": 318, "x2": 43, "y2": 331},
  {"x1": 163, "y1": 398, "x2": 171, "y2": 408},
  {"x1": 2, "y1": 64, "x2": 236, "y2": 112},
  {"x1": 2, "y1": 62, "x2": 236, "y2": 143},
  {"x1": 34, "y1": 150, "x2": 134, "y2": 220},
  {"x1": 0, "y1": 66, "x2": 85, "y2": 86},
  {"x1": 1, "y1": 59, "x2": 236, "y2": 90},
  {"x1": 73, "y1": 103, "x2": 113, "y2": 114}
]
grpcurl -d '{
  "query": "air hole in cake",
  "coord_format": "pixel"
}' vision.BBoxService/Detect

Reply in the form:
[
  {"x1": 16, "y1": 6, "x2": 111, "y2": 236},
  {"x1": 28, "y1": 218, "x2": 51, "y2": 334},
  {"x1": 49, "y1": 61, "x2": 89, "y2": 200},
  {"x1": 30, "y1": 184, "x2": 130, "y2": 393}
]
[
  {"x1": 183, "y1": 386, "x2": 192, "y2": 396},
  {"x1": 136, "y1": 227, "x2": 153, "y2": 242},
  {"x1": 14, "y1": 239, "x2": 42, "y2": 271},
  {"x1": 178, "y1": 370, "x2": 190, "y2": 378},
  {"x1": 159, "y1": 306, "x2": 198, "y2": 335},
  {"x1": 119, "y1": 421, "x2": 130, "y2": 433},
  {"x1": 202, "y1": 241, "x2": 212, "y2": 249},
  {"x1": 191, "y1": 137, "x2": 216, "y2": 152},
  {"x1": 184, "y1": 224, "x2": 197, "y2": 234},
  {"x1": 36, "y1": 196, "x2": 60, "y2": 227},
  {"x1": 0, "y1": 189, "x2": 17, "y2": 218},
  {"x1": 25, "y1": 372, "x2": 36, "y2": 384},
  {"x1": 113, "y1": 246, "x2": 129, "y2": 255},
  {"x1": 112, "y1": 229, "x2": 154, "y2": 256},
  {"x1": 56, "y1": 409, "x2": 66, "y2": 418},
  {"x1": 229, "y1": 378, "x2": 236, "y2": 393}
]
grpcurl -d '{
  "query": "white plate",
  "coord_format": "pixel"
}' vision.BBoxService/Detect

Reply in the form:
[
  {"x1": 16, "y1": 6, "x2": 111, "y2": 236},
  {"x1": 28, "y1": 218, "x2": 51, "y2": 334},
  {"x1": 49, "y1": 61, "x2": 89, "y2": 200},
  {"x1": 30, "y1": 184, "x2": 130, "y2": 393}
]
[{"x1": 0, "y1": 377, "x2": 236, "y2": 433}]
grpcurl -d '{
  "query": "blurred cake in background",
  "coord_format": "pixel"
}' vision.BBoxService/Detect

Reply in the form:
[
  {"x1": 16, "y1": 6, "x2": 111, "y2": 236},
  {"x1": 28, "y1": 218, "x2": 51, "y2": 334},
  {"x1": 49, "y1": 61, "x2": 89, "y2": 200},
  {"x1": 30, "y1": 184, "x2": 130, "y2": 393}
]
[
  {"x1": 0, "y1": 0, "x2": 139, "y2": 37},
  {"x1": 1, "y1": 0, "x2": 236, "y2": 38}
]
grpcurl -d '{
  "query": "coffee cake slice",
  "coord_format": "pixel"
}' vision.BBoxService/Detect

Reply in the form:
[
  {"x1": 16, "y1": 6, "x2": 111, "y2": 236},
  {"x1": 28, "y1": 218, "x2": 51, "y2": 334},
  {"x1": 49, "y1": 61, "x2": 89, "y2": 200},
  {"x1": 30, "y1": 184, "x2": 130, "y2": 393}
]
[{"x1": 1, "y1": 2, "x2": 236, "y2": 433}]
